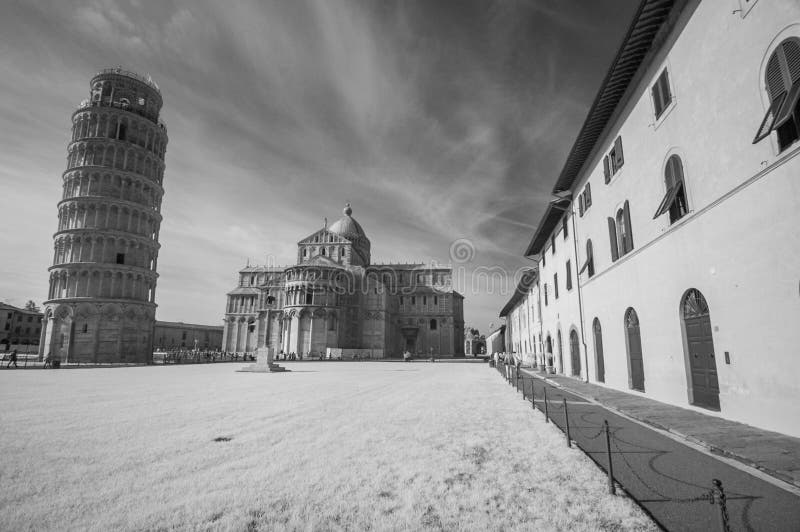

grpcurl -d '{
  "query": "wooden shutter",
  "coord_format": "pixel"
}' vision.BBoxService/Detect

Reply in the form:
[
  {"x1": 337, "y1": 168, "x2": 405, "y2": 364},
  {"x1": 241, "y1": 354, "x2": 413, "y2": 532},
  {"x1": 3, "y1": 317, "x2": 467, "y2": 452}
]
[
  {"x1": 753, "y1": 92, "x2": 786, "y2": 144},
  {"x1": 578, "y1": 195, "x2": 585, "y2": 216},
  {"x1": 603, "y1": 155, "x2": 611, "y2": 183},
  {"x1": 652, "y1": 82, "x2": 663, "y2": 117},
  {"x1": 782, "y1": 39, "x2": 800, "y2": 84},
  {"x1": 607, "y1": 217, "x2": 619, "y2": 261},
  {"x1": 613, "y1": 136, "x2": 624, "y2": 170},
  {"x1": 623, "y1": 200, "x2": 634, "y2": 253},
  {"x1": 659, "y1": 70, "x2": 671, "y2": 109},
  {"x1": 585, "y1": 183, "x2": 592, "y2": 207},
  {"x1": 774, "y1": 78, "x2": 800, "y2": 128}
]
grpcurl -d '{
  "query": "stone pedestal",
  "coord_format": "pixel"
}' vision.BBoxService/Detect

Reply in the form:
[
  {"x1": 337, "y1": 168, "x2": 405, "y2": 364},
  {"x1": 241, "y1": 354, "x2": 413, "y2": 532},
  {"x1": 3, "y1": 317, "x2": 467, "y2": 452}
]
[{"x1": 238, "y1": 347, "x2": 288, "y2": 373}]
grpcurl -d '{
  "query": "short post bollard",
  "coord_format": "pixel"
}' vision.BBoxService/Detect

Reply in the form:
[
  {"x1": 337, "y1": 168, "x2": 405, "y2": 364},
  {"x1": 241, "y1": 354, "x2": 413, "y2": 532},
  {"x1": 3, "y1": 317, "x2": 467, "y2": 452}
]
[
  {"x1": 604, "y1": 420, "x2": 615, "y2": 495},
  {"x1": 711, "y1": 479, "x2": 731, "y2": 532},
  {"x1": 563, "y1": 398, "x2": 571, "y2": 448},
  {"x1": 543, "y1": 386, "x2": 549, "y2": 423},
  {"x1": 530, "y1": 379, "x2": 536, "y2": 409}
]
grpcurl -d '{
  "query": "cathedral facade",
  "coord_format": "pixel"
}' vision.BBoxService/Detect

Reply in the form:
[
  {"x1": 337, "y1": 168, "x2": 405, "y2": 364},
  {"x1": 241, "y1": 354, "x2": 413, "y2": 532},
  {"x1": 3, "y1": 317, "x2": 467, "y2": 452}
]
[{"x1": 222, "y1": 204, "x2": 465, "y2": 358}]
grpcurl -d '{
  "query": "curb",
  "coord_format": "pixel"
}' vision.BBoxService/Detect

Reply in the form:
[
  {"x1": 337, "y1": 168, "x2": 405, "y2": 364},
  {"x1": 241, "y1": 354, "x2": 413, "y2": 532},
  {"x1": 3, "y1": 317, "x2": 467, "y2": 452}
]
[{"x1": 520, "y1": 368, "x2": 800, "y2": 493}]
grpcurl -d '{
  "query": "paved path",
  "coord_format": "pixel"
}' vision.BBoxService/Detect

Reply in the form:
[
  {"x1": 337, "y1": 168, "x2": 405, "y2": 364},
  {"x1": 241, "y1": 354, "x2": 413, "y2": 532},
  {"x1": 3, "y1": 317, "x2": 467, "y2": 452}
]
[
  {"x1": 523, "y1": 368, "x2": 800, "y2": 489},
  {"x1": 494, "y1": 364, "x2": 800, "y2": 531}
]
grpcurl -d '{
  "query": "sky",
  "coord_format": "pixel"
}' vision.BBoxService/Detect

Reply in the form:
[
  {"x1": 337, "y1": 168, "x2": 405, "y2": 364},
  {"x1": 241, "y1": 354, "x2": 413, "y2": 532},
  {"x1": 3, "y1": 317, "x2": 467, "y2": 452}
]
[{"x1": 0, "y1": 0, "x2": 638, "y2": 334}]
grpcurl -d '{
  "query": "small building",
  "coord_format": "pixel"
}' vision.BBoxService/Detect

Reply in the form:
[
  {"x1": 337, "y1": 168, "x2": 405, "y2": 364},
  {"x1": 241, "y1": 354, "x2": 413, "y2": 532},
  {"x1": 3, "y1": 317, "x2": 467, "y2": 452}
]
[
  {"x1": 153, "y1": 321, "x2": 223, "y2": 351},
  {"x1": 0, "y1": 302, "x2": 44, "y2": 352},
  {"x1": 464, "y1": 329, "x2": 486, "y2": 356},
  {"x1": 485, "y1": 326, "x2": 505, "y2": 356}
]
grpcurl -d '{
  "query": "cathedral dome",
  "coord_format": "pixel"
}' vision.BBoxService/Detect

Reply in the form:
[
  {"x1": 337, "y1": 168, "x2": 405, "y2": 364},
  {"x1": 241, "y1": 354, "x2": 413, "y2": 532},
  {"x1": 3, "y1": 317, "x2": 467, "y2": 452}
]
[{"x1": 328, "y1": 203, "x2": 367, "y2": 240}]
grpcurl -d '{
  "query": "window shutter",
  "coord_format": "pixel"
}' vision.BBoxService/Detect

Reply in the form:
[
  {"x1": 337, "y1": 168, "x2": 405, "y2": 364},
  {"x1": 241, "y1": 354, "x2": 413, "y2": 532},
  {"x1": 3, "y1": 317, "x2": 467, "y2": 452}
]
[
  {"x1": 782, "y1": 39, "x2": 800, "y2": 84},
  {"x1": 765, "y1": 53, "x2": 786, "y2": 100},
  {"x1": 585, "y1": 183, "x2": 592, "y2": 207},
  {"x1": 603, "y1": 155, "x2": 611, "y2": 183},
  {"x1": 578, "y1": 195, "x2": 585, "y2": 216},
  {"x1": 607, "y1": 217, "x2": 619, "y2": 261},
  {"x1": 614, "y1": 136, "x2": 624, "y2": 169},
  {"x1": 652, "y1": 82, "x2": 663, "y2": 117},
  {"x1": 774, "y1": 80, "x2": 800, "y2": 128},
  {"x1": 659, "y1": 70, "x2": 671, "y2": 109},
  {"x1": 623, "y1": 200, "x2": 634, "y2": 253},
  {"x1": 753, "y1": 92, "x2": 786, "y2": 144}
]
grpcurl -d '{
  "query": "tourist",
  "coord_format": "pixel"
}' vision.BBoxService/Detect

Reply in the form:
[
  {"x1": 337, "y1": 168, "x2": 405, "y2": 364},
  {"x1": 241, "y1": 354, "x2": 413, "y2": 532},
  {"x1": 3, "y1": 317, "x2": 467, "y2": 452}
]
[
  {"x1": 43, "y1": 355, "x2": 52, "y2": 369},
  {"x1": 6, "y1": 350, "x2": 18, "y2": 368},
  {"x1": 403, "y1": 350, "x2": 412, "y2": 362}
]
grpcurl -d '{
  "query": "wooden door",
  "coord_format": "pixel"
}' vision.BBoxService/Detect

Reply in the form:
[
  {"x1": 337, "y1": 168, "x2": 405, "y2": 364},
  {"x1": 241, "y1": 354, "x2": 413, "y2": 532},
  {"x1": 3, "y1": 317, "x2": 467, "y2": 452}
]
[
  {"x1": 593, "y1": 319, "x2": 605, "y2": 382},
  {"x1": 683, "y1": 290, "x2": 720, "y2": 410},
  {"x1": 570, "y1": 330, "x2": 581, "y2": 376},
  {"x1": 626, "y1": 309, "x2": 645, "y2": 392}
]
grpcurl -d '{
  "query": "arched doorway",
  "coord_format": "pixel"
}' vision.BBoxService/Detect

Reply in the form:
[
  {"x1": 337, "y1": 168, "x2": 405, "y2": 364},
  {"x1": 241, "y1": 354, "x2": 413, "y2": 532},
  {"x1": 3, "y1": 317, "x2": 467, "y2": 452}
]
[
  {"x1": 545, "y1": 334, "x2": 553, "y2": 368},
  {"x1": 682, "y1": 289, "x2": 720, "y2": 410},
  {"x1": 593, "y1": 318, "x2": 605, "y2": 382},
  {"x1": 569, "y1": 329, "x2": 581, "y2": 377},
  {"x1": 625, "y1": 308, "x2": 645, "y2": 392},
  {"x1": 556, "y1": 329, "x2": 563, "y2": 374}
]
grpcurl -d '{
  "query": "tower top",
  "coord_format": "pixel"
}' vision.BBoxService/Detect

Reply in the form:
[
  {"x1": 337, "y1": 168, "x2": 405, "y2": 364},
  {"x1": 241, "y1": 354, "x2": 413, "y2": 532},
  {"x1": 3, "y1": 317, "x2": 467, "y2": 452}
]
[{"x1": 343, "y1": 202, "x2": 352, "y2": 216}]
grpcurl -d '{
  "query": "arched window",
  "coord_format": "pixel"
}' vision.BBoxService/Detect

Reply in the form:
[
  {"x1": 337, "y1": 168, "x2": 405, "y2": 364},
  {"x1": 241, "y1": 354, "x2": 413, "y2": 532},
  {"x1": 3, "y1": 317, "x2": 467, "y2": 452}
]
[
  {"x1": 754, "y1": 38, "x2": 800, "y2": 151},
  {"x1": 653, "y1": 155, "x2": 688, "y2": 223},
  {"x1": 430, "y1": 319, "x2": 437, "y2": 330},
  {"x1": 609, "y1": 200, "x2": 634, "y2": 260}
]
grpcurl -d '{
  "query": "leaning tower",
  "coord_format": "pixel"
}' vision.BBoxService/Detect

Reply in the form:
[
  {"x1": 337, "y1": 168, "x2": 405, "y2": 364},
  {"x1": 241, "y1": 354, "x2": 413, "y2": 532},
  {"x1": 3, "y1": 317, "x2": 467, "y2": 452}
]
[{"x1": 40, "y1": 68, "x2": 167, "y2": 364}]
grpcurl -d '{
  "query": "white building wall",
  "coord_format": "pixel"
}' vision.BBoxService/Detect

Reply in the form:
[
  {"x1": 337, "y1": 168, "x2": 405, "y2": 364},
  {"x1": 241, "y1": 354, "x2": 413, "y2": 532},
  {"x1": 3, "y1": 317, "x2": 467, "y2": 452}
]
[
  {"x1": 537, "y1": 217, "x2": 584, "y2": 377},
  {"x1": 555, "y1": 0, "x2": 800, "y2": 436}
]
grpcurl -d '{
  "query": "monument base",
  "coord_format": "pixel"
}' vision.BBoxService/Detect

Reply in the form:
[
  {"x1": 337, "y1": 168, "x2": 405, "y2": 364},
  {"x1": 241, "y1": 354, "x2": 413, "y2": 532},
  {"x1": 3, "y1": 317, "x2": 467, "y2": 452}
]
[{"x1": 237, "y1": 347, "x2": 288, "y2": 373}]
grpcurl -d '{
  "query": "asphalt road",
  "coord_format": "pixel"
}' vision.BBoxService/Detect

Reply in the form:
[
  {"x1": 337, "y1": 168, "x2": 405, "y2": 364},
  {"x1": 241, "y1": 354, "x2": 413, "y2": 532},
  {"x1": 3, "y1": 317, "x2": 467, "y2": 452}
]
[{"x1": 495, "y1": 365, "x2": 800, "y2": 531}]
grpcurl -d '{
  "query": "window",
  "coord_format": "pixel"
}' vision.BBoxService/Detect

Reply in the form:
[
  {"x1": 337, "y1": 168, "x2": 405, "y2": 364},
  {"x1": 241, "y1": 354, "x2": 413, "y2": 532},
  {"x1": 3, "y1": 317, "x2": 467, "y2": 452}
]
[
  {"x1": 566, "y1": 260, "x2": 572, "y2": 291},
  {"x1": 305, "y1": 292, "x2": 313, "y2": 304},
  {"x1": 753, "y1": 38, "x2": 800, "y2": 152},
  {"x1": 118, "y1": 123, "x2": 127, "y2": 141},
  {"x1": 554, "y1": 273, "x2": 559, "y2": 299},
  {"x1": 423, "y1": 296, "x2": 427, "y2": 305},
  {"x1": 584, "y1": 183, "x2": 592, "y2": 208},
  {"x1": 653, "y1": 155, "x2": 688, "y2": 223},
  {"x1": 652, "y1": 68, "x2": 672, "y2": 119},
  {"x1": 612, "y1": 200, "x2": 634, "y2": 257},
  {"x1": 582, "y1": 240, "x2": 595, "y2": 277},
  {"x1": 551, "y1": 235, "x2": 556, "y2": 255},
  {"x1": 578, "y1": 194, "x2": 585, "y2": 216},
  {"x1": 434, "y1": 296, "x2": 438, "y2": 306},
  {"x1": 116, "y1": 253, "x2": 125, "y2": 264},
  {"x1": 430, "y1": 319, "x2": 437, "y2": 330},
  {"x1": 542, "y1": 252, "x2": 546, "y2": 268},
  {"x1": 562, "y1": 216, "x2": 568, "y2": 239},
  {"x1": 603, "y1": 155, "x2": 611, "y2": 184},
  {"x1": 411, "y1": 296, "x2": 416, "y2": 305},
  {"x1": 544, "y1": 284, "x2": 548, "y2": 306},
  {"x1": 610, "y1": 136, "x2": 624, "y2": 174}
]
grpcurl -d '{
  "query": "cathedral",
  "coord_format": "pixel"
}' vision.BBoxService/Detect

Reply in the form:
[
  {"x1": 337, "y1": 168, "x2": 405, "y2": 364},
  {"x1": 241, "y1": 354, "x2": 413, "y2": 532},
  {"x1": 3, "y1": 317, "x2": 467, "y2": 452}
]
[{"x1": 222, "y1": 204, "x2": 465, "y2": 358}]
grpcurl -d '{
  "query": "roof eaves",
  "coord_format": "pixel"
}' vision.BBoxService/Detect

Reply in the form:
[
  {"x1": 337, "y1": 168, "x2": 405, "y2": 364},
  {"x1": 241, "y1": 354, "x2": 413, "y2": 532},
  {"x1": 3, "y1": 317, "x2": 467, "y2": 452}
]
[{"x1": 551, "y1": 0, "x2": 679, "y2": 194}]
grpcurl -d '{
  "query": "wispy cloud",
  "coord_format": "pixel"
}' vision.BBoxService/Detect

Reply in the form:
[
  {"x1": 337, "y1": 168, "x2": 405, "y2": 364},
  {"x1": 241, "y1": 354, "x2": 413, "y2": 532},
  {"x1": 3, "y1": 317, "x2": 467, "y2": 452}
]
[{"x1": 0, "y1": 0, "x2": 638, "y2": 331}]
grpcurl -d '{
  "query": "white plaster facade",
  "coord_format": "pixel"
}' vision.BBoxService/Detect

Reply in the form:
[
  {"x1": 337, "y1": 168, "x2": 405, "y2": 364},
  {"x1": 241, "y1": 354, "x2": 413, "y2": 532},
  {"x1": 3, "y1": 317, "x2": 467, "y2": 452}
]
[{"x1": 518, "y1": 0, "x2": 800, "y2": 437}]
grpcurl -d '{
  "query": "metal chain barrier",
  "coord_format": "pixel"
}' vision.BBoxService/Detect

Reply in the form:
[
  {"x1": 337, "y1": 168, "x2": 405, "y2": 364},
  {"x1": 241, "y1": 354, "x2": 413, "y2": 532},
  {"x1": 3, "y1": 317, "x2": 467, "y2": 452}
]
[{"x1": 496, "y1": 369, "x2": 735, "y2": 530}]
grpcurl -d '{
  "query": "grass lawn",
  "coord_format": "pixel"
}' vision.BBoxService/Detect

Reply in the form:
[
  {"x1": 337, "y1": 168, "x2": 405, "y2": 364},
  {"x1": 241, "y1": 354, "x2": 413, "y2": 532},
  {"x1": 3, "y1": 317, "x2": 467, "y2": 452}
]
[{"x1": 0, "y1": 362, "x2": 656, "y2": 531}]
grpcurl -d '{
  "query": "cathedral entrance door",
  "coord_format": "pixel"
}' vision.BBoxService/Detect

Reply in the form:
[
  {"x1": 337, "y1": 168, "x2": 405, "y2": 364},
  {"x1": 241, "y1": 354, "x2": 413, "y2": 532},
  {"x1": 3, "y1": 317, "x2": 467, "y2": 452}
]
[{"x1": 401, "y1": 327, "x2": 418, "y2": 355}]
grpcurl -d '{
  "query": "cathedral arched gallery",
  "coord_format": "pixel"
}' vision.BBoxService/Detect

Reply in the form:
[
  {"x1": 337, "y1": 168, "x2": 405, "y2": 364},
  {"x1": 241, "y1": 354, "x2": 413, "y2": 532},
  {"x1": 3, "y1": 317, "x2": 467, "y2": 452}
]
[{"x1": 222, "y1": 204, "x2": 465, "y2": 358}]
